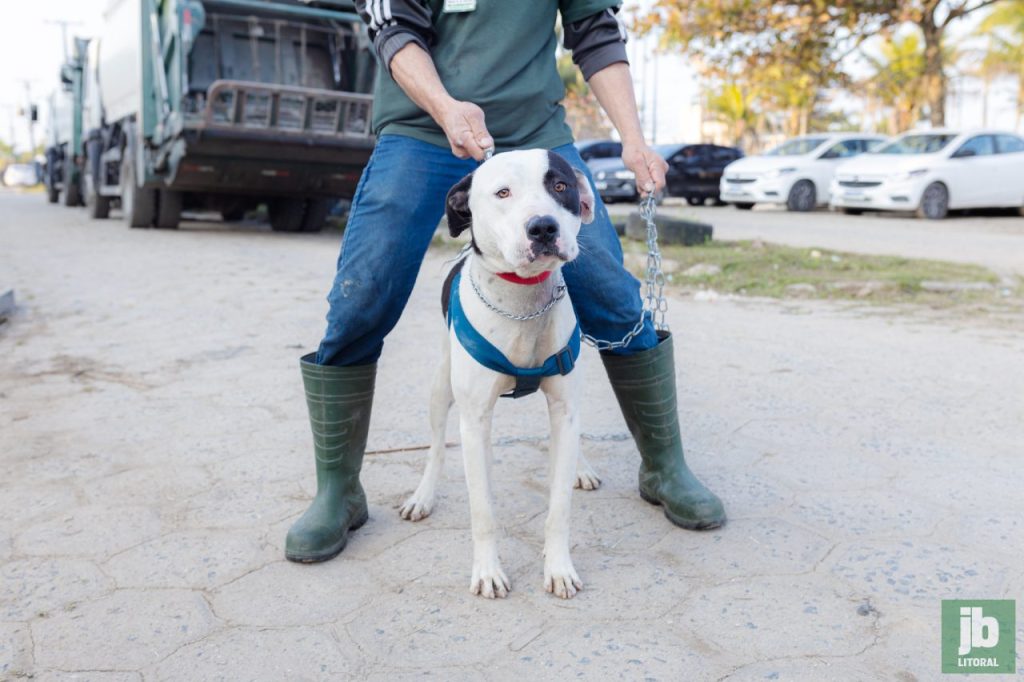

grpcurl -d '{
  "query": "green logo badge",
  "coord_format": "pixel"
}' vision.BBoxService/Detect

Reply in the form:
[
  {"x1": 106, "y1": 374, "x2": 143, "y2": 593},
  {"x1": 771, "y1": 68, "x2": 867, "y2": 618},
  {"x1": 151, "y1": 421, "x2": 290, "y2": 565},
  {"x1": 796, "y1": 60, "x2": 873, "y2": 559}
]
[{"x1": 942, "y1": 600, "x2": 1016, "y2": 674}]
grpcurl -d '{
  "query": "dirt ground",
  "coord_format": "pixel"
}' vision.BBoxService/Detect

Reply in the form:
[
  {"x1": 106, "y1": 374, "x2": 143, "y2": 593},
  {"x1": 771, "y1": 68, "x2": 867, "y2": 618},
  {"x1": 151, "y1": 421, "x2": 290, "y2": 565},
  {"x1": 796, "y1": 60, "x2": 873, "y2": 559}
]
[{"x1": 2, "y1": 190, "x2": 1022, "y2": 680}]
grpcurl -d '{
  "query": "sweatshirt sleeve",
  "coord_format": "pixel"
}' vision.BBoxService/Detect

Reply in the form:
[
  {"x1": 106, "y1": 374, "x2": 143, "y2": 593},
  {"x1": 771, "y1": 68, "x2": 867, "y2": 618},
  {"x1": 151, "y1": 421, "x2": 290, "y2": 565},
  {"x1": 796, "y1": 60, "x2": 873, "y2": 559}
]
[
  {"x1": 561, "y1": 6, "x2": 629, "y2": 81},
  {"x1": 355, "y1": 0, "x2": 436, "y2": 76}
]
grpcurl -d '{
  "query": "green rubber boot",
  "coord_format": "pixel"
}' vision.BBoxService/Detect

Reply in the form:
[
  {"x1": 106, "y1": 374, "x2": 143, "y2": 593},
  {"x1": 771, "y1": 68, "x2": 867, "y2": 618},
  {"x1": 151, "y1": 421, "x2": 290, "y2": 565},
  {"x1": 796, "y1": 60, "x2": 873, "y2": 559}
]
[
  {"x1": 285, "y1": 354, "x2": 375, "y2": 563},
  {"x1": 602, "y1": 331, "x2": 726, "y2": 530}
]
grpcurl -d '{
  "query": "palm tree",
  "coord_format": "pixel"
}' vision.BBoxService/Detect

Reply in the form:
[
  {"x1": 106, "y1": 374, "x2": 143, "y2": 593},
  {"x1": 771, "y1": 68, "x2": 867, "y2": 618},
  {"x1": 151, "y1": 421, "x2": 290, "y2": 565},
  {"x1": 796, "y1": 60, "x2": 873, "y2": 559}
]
[
  {"x1": 860, "y1": 32, "x2": 930, "y2": 133},
  {"x1": 979, "y1": 0, "x2": 1024, "y2": 130},
  {"x1": 704, "y1": 82, "x2": 760, "y2": 147}
]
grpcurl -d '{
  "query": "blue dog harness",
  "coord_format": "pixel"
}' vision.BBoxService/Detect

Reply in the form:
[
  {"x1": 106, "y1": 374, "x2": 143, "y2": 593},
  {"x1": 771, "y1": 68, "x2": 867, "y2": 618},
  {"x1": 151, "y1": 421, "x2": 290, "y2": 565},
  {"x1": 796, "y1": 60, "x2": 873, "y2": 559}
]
[{"x1": 446, "y1": 270, "x2": 580, "y2": 399}]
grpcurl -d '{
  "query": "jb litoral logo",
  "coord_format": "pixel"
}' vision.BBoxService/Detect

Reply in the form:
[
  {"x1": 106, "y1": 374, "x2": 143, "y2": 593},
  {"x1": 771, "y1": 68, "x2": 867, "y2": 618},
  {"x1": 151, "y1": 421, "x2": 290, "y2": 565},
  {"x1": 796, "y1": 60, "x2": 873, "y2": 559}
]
[{"x1": 942, "y1": 600, "x2": 1016, "y2": 674}]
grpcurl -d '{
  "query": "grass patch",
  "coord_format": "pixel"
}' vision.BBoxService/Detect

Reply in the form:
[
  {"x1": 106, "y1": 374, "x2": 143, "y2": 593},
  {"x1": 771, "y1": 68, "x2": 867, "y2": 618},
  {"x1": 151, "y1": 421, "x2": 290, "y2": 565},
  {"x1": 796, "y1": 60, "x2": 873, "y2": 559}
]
[
  {"x1": 428, "y1": 230, "x2": 1018, "y2": 307},
  {"x1": 622, "y1": 239, "x2": 1018, "y2": 305}
]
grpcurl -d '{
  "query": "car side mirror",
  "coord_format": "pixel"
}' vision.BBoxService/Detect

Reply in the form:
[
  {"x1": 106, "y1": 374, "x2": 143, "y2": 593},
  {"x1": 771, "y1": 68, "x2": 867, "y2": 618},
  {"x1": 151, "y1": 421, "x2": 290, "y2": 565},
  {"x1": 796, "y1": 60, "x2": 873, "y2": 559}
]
[{"x1": 953, "y1": 148, "x2": 976, "y2": 159}]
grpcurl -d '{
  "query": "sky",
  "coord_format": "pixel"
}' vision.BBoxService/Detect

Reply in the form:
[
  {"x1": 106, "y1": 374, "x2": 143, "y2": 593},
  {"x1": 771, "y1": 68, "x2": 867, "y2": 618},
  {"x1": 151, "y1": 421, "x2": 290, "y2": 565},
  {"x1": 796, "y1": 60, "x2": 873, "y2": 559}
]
[
  {"x1": 0, "y1": 0, "x2": 106, "y2": 153},
  {"x1": 0, "y1": 0, "x2": 1018, "y2": 154}
]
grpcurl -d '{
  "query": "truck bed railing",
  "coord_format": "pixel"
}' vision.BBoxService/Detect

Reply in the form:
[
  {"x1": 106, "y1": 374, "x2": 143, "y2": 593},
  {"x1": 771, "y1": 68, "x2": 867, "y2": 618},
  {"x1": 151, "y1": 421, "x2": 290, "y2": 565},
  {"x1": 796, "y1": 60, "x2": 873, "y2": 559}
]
[{"x1": 199, "y1": 79, "x2": 373, "y2": 139}]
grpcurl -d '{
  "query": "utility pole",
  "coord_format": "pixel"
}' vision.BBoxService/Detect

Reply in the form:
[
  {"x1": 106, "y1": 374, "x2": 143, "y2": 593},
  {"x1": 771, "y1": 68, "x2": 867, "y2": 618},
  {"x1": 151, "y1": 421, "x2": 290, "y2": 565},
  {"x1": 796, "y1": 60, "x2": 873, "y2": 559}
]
[
  {"x1": 650, "y1": 48, "x2": 659, "y2": 144},
  {"x1": 46, "y1": 19, "x2": 84, "y2": 61},
  {"x1": 21, "y1": 81, "x2": 37, "y2": 154}
]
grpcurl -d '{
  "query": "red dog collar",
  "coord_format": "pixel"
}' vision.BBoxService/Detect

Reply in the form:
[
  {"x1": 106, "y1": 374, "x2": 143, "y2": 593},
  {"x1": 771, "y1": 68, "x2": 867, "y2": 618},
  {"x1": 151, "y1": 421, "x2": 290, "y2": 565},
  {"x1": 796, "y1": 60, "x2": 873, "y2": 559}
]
[{"x1": 495, "y1": 271, "x2": 553, "y2": 285}]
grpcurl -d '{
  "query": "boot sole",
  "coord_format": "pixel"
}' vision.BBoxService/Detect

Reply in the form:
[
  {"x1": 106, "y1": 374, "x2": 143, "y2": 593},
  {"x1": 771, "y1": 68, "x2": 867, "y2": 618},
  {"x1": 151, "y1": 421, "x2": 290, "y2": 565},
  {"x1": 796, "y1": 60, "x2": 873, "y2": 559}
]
[
  {"x1": 639, "y1": 487, "x2": 725, "y2": 531},
  {"x1": 285, "y1": 508, "x2": 370, "y2": 564}
]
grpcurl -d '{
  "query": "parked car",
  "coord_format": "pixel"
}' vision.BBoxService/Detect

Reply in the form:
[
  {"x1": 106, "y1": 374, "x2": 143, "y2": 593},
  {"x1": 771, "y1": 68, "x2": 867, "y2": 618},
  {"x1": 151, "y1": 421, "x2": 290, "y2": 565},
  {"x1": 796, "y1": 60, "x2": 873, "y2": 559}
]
[
  {"x1": 3, "y1": 164, "x2": 40, "y2": 187},
  {"x1": 591, "y1": 143, "x2": 743, "y2": 204},
  {"x1": 720, "y1": 133, "x2": 888, "y2": 211},
  {"x1": 830, "y1": 130, "x2": 1024, "y2": 219},
  {"x1": 575, "y1": 139, "x2": 622, "y2": 165}
]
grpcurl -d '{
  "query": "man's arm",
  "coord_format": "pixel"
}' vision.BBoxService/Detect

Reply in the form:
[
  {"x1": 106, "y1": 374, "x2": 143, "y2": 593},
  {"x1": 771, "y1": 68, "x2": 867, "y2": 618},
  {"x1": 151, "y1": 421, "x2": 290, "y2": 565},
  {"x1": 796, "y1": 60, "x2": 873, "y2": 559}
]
[
  {"x1": 389, "y1": 44, "x2": 494, "y2": 161},
  {"x1": 588, "y1": 64, "x2": 667, "y2": 196},
  {"x1": 563, "y1": 8, "x2": 667, "y2": 196},
  {"x1": 355, "y1": 0, "x2": 493, "y2": 160}
]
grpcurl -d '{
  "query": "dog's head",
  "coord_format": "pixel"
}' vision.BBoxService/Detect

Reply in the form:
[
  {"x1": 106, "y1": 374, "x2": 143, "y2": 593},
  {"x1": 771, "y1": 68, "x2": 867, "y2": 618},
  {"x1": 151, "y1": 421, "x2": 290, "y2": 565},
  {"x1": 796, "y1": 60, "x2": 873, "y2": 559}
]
[{"x1": 445, "y1": 149, "x2": 596, "y2": 275}]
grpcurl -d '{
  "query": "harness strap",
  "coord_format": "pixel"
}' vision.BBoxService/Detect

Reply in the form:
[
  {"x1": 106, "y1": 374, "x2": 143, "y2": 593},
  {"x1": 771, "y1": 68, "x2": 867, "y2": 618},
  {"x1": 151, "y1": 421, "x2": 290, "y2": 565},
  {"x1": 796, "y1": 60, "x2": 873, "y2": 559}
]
[{"x1": 447, "y1": 272, "x2": 580, "y2": 399}]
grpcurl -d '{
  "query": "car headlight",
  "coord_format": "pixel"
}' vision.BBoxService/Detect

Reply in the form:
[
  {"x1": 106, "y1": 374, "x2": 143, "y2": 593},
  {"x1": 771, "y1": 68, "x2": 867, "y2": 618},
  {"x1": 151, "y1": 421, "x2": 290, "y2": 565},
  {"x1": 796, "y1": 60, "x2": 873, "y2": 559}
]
[
  {"x1": 613, "y1": 169, "x2": 635, "y2": 180},
  {"x1": 889, "y1": 169, "x2": 928, "y2": 183},
  {"x1": 764, "y1": 167, "x2": 797, "y2": 179},
  {"x1": 595, "y1": 171, "x2": 607, "y2": 180}
]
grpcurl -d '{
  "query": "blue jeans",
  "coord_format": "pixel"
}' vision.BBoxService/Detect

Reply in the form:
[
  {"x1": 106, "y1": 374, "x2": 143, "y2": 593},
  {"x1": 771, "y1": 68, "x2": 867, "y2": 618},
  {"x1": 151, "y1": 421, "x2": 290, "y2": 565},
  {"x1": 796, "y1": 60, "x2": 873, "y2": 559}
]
[{"x1": 315, "y1": 135, "x2": 658, "y2": 366}]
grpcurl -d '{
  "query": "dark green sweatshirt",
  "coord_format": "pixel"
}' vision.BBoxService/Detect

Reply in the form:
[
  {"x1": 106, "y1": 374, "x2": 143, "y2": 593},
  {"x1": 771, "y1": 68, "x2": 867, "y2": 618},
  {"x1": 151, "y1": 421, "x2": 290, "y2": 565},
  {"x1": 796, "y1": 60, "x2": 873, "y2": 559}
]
[{"x1": 355, "y1": 0, "x2": 628, "y2": 151}]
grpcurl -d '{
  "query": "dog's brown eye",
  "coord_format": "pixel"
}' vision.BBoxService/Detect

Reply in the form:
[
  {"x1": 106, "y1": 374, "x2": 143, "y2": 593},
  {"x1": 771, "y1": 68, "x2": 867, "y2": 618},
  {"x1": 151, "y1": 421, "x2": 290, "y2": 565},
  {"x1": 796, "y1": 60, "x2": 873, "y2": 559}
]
[
  {"x1": 496, "y1": 188, "x2": 511, "y2": 199},
  {"x1": 554, "y1": 181, "x2": 566, "y2": 193}
]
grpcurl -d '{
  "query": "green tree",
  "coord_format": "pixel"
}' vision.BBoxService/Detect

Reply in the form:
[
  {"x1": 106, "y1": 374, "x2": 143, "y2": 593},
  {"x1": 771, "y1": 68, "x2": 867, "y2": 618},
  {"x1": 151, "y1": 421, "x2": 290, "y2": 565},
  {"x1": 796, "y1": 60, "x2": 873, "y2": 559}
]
[
  {"x1": 637, "y1": 0, "x2": 1002, "y2": 127},
  {"x1": 557, "y1": 53, "x2": 612, "y2": 140},
  {"x1": 978, "y1": 0, "x2": 1024, "y2": 128},
  {"x1": 861, "y1": 31, "x2": 929, "y2": 133},
  {"x1": 704, "y1": 82, "x2": 761, "y2": 147}
]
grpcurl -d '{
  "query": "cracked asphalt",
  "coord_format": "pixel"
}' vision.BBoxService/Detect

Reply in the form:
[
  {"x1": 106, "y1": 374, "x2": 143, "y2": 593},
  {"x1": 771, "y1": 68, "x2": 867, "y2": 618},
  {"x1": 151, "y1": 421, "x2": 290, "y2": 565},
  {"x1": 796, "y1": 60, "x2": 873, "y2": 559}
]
[{"x1": 2, "y1": 190, "x2": 1023, "y2": 680}]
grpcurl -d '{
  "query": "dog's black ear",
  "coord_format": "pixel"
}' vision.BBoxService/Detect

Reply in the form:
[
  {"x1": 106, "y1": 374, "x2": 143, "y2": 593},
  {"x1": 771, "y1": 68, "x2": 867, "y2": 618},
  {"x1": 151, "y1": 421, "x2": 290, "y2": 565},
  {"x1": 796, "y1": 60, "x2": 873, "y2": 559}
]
[{"x1": 445, "y1": 172, "x2": 474, "y2": 238}]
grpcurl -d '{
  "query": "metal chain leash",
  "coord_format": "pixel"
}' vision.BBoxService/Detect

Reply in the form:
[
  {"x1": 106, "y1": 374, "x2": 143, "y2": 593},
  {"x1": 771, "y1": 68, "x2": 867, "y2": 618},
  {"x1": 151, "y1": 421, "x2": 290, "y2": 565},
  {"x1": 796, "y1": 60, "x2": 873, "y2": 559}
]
[
  {"x1": 468, "y1": 262, "x2": 567, "y2": 321},
  {"x1": 581, "y1": 192, "x2": 669, "y2": 351}
]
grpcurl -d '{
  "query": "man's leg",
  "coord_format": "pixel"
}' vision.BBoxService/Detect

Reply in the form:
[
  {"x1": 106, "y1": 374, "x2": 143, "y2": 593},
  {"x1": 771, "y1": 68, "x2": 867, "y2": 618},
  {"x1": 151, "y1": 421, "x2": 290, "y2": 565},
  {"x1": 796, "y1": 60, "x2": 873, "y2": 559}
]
[
  {"x1": 553, "y1": 142, "x2": 726, "y2": 531},
  {"x1": 286, "y1": 135, "x2": 475, "y2": 562},
  {"x1": 317, "y1": 136, "x2": 476, "y2": 367}
]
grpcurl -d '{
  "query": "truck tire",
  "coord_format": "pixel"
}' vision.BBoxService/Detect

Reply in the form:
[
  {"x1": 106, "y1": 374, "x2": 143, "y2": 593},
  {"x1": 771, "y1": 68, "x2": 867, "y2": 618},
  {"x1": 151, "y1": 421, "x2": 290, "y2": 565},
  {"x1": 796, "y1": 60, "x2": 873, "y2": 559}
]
[
  {"x1": 221, "y1": 207, "x2": 246, "y2": 222},
  {"x1": 268, "y1": 199, "x2": 307, "y2": 232},
  {"x1": 155, "y1": 190, "x2": 182, "y2": 229},
  {"x1": 63, "y1": 179, "x2": 82, "y2": 207},
  {"x1": 299, "y1": 199, "x2": 333, "y2": 233},
  {"x1": 85, "y1": 141, "x2": 111, "y2": 219},
  {"x1": 121, "y1": 153, "x2": 156, "y2": 228}
]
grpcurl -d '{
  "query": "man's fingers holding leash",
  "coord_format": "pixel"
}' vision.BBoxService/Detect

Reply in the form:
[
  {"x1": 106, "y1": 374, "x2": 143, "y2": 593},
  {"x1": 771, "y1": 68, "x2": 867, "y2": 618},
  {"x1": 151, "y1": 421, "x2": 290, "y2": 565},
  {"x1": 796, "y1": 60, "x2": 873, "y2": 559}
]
[
  {"x1": 444, "y1": 101, "x2": 494, "y2": 161},
  {"x1": 623, "y1": 143, "x2": 668, "y2": 197}
]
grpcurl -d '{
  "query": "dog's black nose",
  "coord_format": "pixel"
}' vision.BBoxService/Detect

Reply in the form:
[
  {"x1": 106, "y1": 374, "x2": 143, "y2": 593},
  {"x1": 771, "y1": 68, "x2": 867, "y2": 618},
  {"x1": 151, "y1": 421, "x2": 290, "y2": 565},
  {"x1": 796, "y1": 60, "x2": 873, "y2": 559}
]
[{"x1": 526, "y1": 215, "x2": 559, "y2": 244}]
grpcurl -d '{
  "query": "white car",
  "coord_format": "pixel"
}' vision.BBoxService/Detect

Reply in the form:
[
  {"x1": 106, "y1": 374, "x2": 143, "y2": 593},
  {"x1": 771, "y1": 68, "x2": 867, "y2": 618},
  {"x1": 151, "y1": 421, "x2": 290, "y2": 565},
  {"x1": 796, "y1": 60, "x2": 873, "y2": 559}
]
[
  {"x1": 830, "y1": 130, "x2": 1024, "y2": 219},
  {"x1": 720, "y1": 133, "x2": 888, "y2": 212},
  {"x1": 3, "y1": 163, "x2": 39, "y2": 187}
]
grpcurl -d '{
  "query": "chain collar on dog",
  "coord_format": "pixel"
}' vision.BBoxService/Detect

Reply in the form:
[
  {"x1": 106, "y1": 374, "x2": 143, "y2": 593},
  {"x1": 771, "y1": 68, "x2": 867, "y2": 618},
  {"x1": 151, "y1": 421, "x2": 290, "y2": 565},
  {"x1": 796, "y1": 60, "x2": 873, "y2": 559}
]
[{"x1": 468, "y1": 263, "x2": 566, "y2": 322}]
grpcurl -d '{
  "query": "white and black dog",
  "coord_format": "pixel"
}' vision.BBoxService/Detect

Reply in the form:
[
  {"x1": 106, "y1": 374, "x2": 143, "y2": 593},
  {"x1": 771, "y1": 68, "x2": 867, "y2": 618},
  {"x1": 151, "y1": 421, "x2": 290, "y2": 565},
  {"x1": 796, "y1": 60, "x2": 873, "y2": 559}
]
[{"x1": 398, "y1": 149, "x2": 601, "y2": 599}]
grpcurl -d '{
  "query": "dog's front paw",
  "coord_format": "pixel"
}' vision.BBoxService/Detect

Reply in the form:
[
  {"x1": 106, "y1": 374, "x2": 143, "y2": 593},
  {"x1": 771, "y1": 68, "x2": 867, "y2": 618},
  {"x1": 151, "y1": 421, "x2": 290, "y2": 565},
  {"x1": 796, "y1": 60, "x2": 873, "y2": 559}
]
[
  {"x1": 574, "y1": 455, "x2": 601, "y2": 491},
  {"x1": 544, "y1": 558, "x2": 582, "y2": 600},
  {"x1": 470, "y1": 556, "x2": 511, "y2": 599},
  {"x1": 398, "y1": 487, "x2": 435, "y2": 521}
]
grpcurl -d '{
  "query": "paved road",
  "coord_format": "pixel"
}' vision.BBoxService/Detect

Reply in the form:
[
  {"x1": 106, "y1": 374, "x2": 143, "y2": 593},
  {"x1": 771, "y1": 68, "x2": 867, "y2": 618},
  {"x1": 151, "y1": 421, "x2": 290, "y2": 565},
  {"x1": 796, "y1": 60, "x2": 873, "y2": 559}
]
[
  {"x1": 609, "y1": 201, "x2": 1024, "y2": 277},
  {"x1": 2, "y1": 190, "x2": 1023, "y2": 680}
]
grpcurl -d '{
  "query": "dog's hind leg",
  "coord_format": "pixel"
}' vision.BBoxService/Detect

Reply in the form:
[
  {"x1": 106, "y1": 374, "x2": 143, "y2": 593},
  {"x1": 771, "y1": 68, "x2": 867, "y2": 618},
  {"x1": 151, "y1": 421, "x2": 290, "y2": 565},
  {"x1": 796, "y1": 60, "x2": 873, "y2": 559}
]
[
  {"x1": 399, "y1": 340, "x2": 454, "y2": 521},
  {"x1": 575, "y1": 453, "x2": 601, "y2": 491}
]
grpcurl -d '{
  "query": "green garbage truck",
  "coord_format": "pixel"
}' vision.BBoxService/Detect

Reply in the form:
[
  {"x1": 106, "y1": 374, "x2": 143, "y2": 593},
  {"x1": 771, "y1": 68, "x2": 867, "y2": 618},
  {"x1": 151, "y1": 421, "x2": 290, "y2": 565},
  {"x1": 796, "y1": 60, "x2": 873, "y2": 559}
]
[
  {"x1": 43, "y1": 38, "x2": 90, "y2": 207},
  {"x1": 83, "y1": 0, "x2": 376, "y2": 230}
]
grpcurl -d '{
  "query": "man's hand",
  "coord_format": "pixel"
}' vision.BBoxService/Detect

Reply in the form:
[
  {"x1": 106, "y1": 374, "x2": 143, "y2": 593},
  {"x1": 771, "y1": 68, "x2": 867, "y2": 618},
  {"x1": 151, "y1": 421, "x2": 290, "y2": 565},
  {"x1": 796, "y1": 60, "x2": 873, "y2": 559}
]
[
  {"x1": 388, "y1": 44, "x2": 494, "y2": 161},
  {"x1": 621, "y1": 141, "x2": 667, "y2": 197},
  {"x1": 437, "y1": 99, "x2": 494, "y2": 161}
]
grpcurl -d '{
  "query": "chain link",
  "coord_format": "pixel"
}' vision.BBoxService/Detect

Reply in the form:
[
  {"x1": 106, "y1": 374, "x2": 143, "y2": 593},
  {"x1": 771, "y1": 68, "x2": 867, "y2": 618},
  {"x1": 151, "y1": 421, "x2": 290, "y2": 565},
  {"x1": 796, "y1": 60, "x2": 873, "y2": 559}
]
[
  {"x1": 581, "y1": 192, "x2": 669, "y2": 351},
  {"x1": 468, "y1": 263, "x2": 567, "y2": 321}
]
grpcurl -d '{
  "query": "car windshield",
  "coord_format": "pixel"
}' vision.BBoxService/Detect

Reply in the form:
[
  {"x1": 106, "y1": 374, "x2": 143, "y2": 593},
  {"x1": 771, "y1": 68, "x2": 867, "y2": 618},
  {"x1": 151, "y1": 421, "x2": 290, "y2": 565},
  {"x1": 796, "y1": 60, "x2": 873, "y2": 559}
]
[
  {"x1": 763, "y1": 137, "x2": 829, "y2": 156},
  {"x1": 653, "y1": 144, "x2": 685, "y2": 159},
  {"x1": 875, "y1": 134, "x2": 958, "y2": 155}
]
